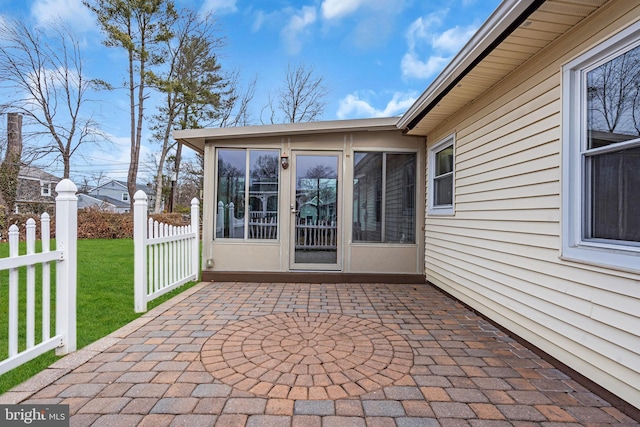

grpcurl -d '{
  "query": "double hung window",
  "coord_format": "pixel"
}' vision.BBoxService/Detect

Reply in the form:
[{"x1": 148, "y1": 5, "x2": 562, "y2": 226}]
[
  {"x1": 428, "y1": 135, "x2": 455, "y2": 215},
  {"x1": 562, "y1": 22, "x2": 640, "y2": 271}
]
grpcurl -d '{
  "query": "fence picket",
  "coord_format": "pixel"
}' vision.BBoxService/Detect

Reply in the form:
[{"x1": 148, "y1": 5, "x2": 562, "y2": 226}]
[
  {"x1": 0, "y1": 179, "x2": 77, "y2": 375},
  {"x1": 134, "y1": 191, "x2": 200, "y2": 313},
  {"x1": 42, "y1": 213, "x2": 51, "y2": 342},
  {"x1": 26, "y1": 218, "x2": 36, "y2": 349},
  {"x1": 8, "y1": 225, "x2": 19, "y2": 358}
]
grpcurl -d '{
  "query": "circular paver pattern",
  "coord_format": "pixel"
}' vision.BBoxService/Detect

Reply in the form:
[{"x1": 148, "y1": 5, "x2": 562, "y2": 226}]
[{"x1": 201, "y1": 312, "x2": 414, "y2": 399}]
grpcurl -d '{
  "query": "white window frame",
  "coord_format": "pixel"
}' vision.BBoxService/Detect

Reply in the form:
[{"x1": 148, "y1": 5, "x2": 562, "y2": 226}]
[
  {"x1": 427, "y1": 134, "x2": 455, "y2": 216},
  {"x1": 40, "y1": 182, "x2": 51, "y2": 196},
  {"x1": 561, "y1": 21, "x2": 640, "y2": 272},
  {"x1": 122, "y1": 192, "x2": 129, "y2": 202}
]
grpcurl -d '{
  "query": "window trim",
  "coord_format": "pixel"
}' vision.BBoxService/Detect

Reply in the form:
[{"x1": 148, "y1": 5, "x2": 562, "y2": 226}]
[
  {"x1": 561, "y1": 20, "x2": 640, "y2": 272},
  {"x1": 40, "y1": 182, "x2": 51, "y2": 196},
  {"x1": 428, "y1": 134, "x2": 455, "y2": 216}
]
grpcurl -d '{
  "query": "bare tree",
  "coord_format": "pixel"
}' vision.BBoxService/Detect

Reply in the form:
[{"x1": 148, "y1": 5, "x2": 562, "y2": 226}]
[
  {"x1": 84, "y1": 0, "x2": 177, "y2": 211},
  {"x1": 218, "y1": 71, "x2": 257, "y2": 128},
  {"x1": 150, "y1": 9, "x2": 228, "y2": 212},
  {"x1": 262, "y1": 62, "x2": 329, "y2": 124},
  {"x1": 0, "y1": 19, "x2": 105, "y2": 178},
  {"x1": 587, "y1": 46, "x2": 640, "y2": 134}
]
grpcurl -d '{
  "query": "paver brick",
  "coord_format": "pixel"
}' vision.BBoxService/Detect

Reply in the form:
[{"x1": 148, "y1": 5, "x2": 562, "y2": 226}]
[
  {"x1": 246, "y1": 415, "x2": 291, "y2": 426},
  {"x1": 564, "y1": 406, "x2": 619, "y2": 423},
  {"x1": 77, "y1": 397, "x2": 131, "y2": 414},
  {"x1": 362, "y1": 400, "x2": 405, "y2": 417},
  {"x1": 291, "y1": 414, "x2": 321, "y2": 427},
  {"x1": 395, "y1": 417, "x2": 440, "y2": 427},
  {"x1": 223, "y1": 397, "x2": 267, "y2": 414},
  {"x1": 120, "y1": 398, "x2": 158, "y2": 414},
  {"x1": 402, "y1": 400, "x2": 436, "y2": 417},
  {"x1": 214, "y1": 413, "x2": 248, "y2": 426},
  {"x1": 335, "y1": 400, "x2": 364, "y2": 416},
  {"x1": 91, "y1": 414, "x2": 143, "y2": 427},
  {"x1": 383, "y1": 386, "x2": 423, "y2": 400},
  {"x1": 469, "y1": 403, "x2": 505, "y2": 420},
  {"x1": 265, "y1": 398, "x2": 294, "y2": 415},
  {"x1": 430, "y1": 401, "x2": 476, "y2": 419},
  {"x1": 323, "y1": 415, "x2": 366, "y2": 427},
  {"x1": 496, "y1": 404, "x2": 546, "y2": 421},
  {"x1": 150, "y1": 397, "x2": 199, "y2": 414},
  {"x1": 5, "y1": 283, "x2": 633, "y2": 427},
  {"x1": 58, "y1": 383, "x2": 107, "y2": 398},
  {"x1": 294, "y1": 399, "x2": 334, "y2": 415},
  {"x1": 447, "y1": 387, "x2": 489, "y2": 403},
  {"x1": 124, "y1": 383, "x2": 170, "y2": 398}
]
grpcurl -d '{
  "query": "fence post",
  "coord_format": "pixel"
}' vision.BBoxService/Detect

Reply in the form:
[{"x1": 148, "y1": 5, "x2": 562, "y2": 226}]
[
  {"x1": 55, "y1": 179, "x2": 77, "y2": 355},
  {"x1": 217, "y1": 201, "x2": 224, "y2": 237},
  {"x1": 228, "y1": 202, "x2": 235, "y2": 238},
  {"x1": 191, "y1": 198, "x2": 200, "y2": 278},
  {"x1": 134, "y1": 190, "x2": 148, "y2": 313}
]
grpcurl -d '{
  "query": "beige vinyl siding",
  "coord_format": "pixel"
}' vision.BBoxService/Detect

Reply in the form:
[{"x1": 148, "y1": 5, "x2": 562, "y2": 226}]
[{"x1": 424, "y1": 0, "x2": 640, "y2": 407}]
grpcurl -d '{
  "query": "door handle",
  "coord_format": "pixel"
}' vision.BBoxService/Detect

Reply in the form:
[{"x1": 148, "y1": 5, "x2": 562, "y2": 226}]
[{"x1": 290, "y1": 204, "x2": 299, "y2": 214}]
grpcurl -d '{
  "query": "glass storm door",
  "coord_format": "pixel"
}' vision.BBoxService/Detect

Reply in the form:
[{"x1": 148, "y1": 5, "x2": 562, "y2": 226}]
[{"x1": 290, "y1": 152, "x2": 341, "y2": 270}]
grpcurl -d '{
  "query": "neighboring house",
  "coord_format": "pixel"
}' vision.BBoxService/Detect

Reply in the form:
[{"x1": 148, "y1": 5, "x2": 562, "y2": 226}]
[
  {"x1": 77, "y1": 193, "x2": 125, "y2": 213},
  {"x1": 175, "y1": 0, "x2": 640, "y2": 414},
  {"x1": 79, "y1": 179, "x2": 154, "y2": 213},
  {"x1": 14, "y1": 165, "x2": 61, "y2": 214}
]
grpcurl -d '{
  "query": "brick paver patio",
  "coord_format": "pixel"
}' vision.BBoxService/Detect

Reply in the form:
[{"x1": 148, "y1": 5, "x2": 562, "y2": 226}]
[{"x1": 1, "y1": 282, "x2": 638, "y2": 426}]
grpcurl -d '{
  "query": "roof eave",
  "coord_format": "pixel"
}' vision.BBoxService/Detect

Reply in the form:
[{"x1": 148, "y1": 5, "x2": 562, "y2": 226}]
[
  {"x1": 174, "y1": 117, "x2": 401, "y2": 154},
  {"x1": 397, "y1": 0, "x2": 544, "y2": 132}
]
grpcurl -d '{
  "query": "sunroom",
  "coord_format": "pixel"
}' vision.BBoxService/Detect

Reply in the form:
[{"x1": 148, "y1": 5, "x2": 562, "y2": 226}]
[{"x1": 174, "y1": 118, "x2": 425, "y2": 282}]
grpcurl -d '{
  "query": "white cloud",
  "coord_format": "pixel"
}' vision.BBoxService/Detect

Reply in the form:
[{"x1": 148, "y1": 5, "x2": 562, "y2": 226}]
[
  {"x1": 405, "y1": 13, "x2": 443, "y2": 50},
  {"x1": 432, "y1": 25, "x2": 478, "y2": 52},
  {"x1": 321, "y1": 0, "x2": 365, "y2": 20},
  {"x1": 200, "y1": 0, "x2": 238, "y2": 15},
  {"x1": 401, "y1": 51, "x2": 450, "y2": 80},
  {"x1": 31, "y1": 0, "x2": 94, "y2": 32},
  {"x1": 337, "y1": 91, "x2": 416, "y2": 120},
  {"x1": 401, "y1": 11, "x2": 478, "y2": 80},
  {"x1": 281, "y1": 6, "x2": 317, "y2": 55}
]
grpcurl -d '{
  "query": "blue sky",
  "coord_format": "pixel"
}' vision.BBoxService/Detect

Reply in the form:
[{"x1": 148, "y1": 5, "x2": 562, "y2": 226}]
[{"x1": 0, "y1": 0, "x2": 501, "y2": 184}]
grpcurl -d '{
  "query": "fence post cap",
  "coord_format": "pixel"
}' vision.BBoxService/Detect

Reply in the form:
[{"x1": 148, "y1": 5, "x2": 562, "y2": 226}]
[
  {"x1": 55, "y1": 179, "x2": 77, "y2": 193},
  {"x1": 191, "y1": 197, "x2": 199, "y2": 206},
  {"x1": 134, "y1": 190, "x2": 148, "y2": 201}
]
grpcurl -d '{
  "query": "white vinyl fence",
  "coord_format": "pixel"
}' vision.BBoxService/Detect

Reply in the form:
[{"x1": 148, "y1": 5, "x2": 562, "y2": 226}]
[
  {"x1": 0, "y1": 179, "x2": 77, "y2": 375},
  {"x1": 133, "y1": 191, "x2": 199, "y2": 313}
]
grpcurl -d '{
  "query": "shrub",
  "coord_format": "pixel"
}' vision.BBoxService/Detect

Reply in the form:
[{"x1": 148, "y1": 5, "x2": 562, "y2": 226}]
[{"x1": 0, "y1": 211, "x2": 189, "y2": 241}]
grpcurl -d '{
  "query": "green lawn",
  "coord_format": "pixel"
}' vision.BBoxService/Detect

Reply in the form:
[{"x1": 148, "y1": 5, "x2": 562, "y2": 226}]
[{"x1": 0, "y1": 238, "x2": 198, "y2": 394}]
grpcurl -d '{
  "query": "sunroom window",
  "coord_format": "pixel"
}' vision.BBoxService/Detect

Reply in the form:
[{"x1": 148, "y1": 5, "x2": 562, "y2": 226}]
[
  {"x1": 562, "y1": 21, "x2": 640, "y2": 271},
  {"x1": 352, "y1": 152, "x2": 416, "y2": 244},
  {"x1": 216, "y1": 148, "x2": 279, "y2": 240}
]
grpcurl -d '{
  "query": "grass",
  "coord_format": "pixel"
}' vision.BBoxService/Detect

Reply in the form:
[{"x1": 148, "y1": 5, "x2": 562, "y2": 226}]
[{"x1": 0, "y1": 238, "x2": 198, "y2": 394}]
